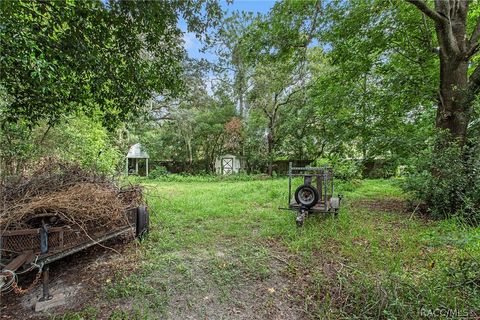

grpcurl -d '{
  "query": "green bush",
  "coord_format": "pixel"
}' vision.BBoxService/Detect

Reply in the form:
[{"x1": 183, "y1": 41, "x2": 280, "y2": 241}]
[
  {"x1": 148, "y1": 166, "x2": 169, "y2": 179},
  {"x1": 314, "y1": 157, "x2": 362, "y2": 181},
  {"x1": 338, "y1": 179, "x2": 363, "y2": 192},
  {"x1": 403, "y1": 132, "x2": 480, "y2": 224},
  {"x1": 52, "y1": 116, "x2": 122, "y2": 175}
]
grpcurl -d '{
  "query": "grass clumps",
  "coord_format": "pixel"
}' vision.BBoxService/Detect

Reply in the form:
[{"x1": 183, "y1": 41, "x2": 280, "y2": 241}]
[{"x1": 50, "y1": 178, "x2": 480, "y2": 319}]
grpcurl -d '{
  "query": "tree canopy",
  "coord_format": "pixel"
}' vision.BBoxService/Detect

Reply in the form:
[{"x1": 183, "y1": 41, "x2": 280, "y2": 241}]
[{"x1": 0, "y1": 0, "x2": 221, "y2": 128}]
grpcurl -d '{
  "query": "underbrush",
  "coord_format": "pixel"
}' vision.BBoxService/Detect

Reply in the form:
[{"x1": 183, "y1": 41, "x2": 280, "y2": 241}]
[
  {"x1": 135, "y1": 172, "x2": 273, "y2": 183},
  {"x1": 315, "y1": 262, "x2": 479, "y2": 319},
  {"x1": 403, "y1": 132, "x2": 480, "y2": 225},
  {"x1": 333, "y1": 239, "x2": 478, "y2": 318}
]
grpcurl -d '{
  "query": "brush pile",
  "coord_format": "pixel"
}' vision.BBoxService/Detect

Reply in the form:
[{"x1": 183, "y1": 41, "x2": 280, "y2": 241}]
[{"x1": 0, "y1": 159, "x2": 143, "y2": 232}]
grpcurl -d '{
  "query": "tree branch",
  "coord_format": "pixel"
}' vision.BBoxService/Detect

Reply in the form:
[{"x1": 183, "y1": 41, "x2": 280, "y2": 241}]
[
  {"x1": 39, "y1": 123, "x2": 52, "y2": 145},
  {"x1": 406, "y1": 0, "x2": 447, "y2": 25},
  {"x1": 305, "y1": 0, "x2": 322, "y2": 45},
  {"x1": 277, "y1": 87, "x2": 304, "y2": 109},
  {"x1": 153, "y1": 115, "x2": 174, "y2": 121}
]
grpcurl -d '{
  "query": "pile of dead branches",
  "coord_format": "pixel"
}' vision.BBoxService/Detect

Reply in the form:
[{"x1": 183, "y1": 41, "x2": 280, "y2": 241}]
[{"x1": 0, "y1": 159, "x2": 143, "y2": 231}]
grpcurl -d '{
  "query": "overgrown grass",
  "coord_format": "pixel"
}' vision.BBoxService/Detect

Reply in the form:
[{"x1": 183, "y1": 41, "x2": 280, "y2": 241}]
[{"x1": 57, "y1": 178, "x2": 479, "y2": 319}]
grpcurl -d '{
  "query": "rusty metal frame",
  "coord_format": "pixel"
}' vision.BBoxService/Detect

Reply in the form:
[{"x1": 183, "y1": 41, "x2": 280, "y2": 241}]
[
  {"x1": 1, "y1": 208, "x2": 139, "y2": 272},
  {"x1": 1, "y1": 207, "x2": 145, "y2": 301}
]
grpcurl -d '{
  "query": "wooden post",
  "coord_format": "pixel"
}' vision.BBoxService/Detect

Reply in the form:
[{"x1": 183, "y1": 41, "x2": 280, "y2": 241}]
[
  {"x1": 135, "y1": 158, "x2": 138, "y2": 175},
  {"x1": 146, "y1": 158, "x2": 149, "y2": 177},
  {"x1": 125, "y1": 158, "x2": 129, "y2": 176}
]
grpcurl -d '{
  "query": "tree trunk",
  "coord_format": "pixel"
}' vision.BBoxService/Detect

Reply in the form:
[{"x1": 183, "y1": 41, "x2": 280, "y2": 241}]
[
  {"x1": 435, "y1": 11, "x2": 470, "y2": 146},
  {"x1": 267, "y1": 132, "x2": 274, "y2": 176},
  {"x1": 408, "y1": 0, "x2": 480, "y2": 146},
  {"x1": 266, "y1": 117, "x2": 275, "y2": 176},
  {"x1": 185, "y1": 137, "x2": 193, "y2": 172},
  {"x1": 437, "y1": 58, "x2": 470, "y2": 145}
]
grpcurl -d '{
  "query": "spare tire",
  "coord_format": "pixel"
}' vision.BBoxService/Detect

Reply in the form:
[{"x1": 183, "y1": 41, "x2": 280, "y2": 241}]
[{"x1": 294, "y1": 184, "x2": 319, "y2": 208}]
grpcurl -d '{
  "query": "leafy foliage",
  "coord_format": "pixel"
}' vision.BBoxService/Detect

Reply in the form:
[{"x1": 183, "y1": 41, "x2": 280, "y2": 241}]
[
  {"x1": 2, "y1": 0, "x2": 480, "y2": 222},
  {"x1": 147, "y1": 166, "x2": 169, "y2": 179},
  {"x1": 404, "y1": 132, "x2": 480, "y2": 223},
  {"x1": 1, "y1": 1, "x2": 165, "y2": 127},
  {"x1": 0, "y1": 0, "x2": 221, "y2": 176},
  {"x1": 47, "y1": 115, "x2": 122, "y2": 175}
]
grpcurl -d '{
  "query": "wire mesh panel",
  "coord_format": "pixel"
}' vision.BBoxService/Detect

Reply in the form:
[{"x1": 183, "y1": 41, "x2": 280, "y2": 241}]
[
  {"x1": 1, "y1": 231, "x2": 40, "y2": 256},
  {"x1": 1, "y1": 209, "x2": 137, "y2": 259}
]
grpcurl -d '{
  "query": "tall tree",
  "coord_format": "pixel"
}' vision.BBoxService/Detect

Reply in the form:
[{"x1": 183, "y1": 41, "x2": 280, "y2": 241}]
[
  {"x1": 247, "y1": 58, "x2": 306, "y2": 175},
  {"x1": 210, "y1": 12, "x2": 256, "y2": 118},
  {"x1": 407, "y1": 0, "x2": 480, "y2": 145}
]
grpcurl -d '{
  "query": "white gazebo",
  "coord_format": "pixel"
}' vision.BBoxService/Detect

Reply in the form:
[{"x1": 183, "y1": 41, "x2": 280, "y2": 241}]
[
  {"x1": 126, "y1": 143, "x2": 149, "y2": 176},
  {"x1": 215, "y1": 154, "x2": 242, "y2": 175}
]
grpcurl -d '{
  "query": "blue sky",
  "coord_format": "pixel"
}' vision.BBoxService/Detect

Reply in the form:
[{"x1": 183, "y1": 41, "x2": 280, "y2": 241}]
[{"x1": 182, "y1": 0, "x2": 276, "y2": 61}]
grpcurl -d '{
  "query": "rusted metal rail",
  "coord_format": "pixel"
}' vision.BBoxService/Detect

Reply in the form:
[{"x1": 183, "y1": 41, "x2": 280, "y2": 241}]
[{"x1": 0, "y1": 206, "x2": 149, "y2": 302}]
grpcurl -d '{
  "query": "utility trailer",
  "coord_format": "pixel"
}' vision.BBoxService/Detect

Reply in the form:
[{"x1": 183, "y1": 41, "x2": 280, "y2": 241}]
[
  {"x1": 286, "y1": 163, "x2": 342, "y2": 226},
  {"x1": 0, "y1": 206, "x2": 149, "y2": 309}
]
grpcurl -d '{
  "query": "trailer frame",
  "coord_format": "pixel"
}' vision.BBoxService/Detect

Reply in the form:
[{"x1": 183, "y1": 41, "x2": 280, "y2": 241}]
[
  {"x1": 0, "y1": 206, "x2": 149, "y2": 304},
  {"x1": 286, "y1": 162, "x2": 341, "y2": 226}
]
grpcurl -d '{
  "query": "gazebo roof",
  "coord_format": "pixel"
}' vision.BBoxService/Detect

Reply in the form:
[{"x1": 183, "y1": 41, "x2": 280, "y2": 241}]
[{"x1": 127, "y1": 143, "x2": 149, "y2": 159}]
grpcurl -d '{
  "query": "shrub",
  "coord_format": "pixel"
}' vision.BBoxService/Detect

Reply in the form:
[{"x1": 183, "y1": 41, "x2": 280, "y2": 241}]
[
  {"x1": 314, "y1": 157, "x2": 362, "y2": 181},
  {"x1": 338, "y1": 179, "x2": 363, "y2": 192},
  {"x1": 148, "y1": 166, "x2": 169, "y2": 179},
  {"x1": 403, "y1": 132, "x2": 480, "y2": 224}
]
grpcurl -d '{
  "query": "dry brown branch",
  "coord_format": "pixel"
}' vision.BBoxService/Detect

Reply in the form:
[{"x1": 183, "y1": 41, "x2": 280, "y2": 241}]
[{"x1": 0, "y1": 159, "x2": 143, "y2": 233}]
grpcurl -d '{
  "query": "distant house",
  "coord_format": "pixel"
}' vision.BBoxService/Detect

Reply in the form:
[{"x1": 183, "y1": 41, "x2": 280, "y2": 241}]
[
  {"x1": 215, "y1": 154, "x2": 242, "y2": 175},
  {"x1": 126, "y1": 143, "x2": 149, "y2": 176}
]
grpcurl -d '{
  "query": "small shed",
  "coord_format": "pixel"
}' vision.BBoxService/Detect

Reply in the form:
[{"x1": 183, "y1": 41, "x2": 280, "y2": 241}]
[
  {"x1": 215, "y1": 154, "x2": 242, "y2": 175},
  {"x1": 126, "y1": 143, "x2": 149, "y2": 176}
]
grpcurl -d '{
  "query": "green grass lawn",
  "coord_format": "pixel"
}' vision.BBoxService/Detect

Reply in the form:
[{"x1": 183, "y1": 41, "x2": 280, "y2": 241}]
[{"x1": 57, "y1": 178, "x2": 479, "y2": 320}]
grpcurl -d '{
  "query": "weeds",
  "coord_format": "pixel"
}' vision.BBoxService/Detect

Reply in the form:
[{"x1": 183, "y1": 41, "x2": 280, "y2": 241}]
[{"x1": 52, "y1": 179, "x2": 479, "y2": 319}]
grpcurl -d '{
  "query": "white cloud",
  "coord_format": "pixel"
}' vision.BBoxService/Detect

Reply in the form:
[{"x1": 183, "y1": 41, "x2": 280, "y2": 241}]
[{"x1": 182, "y1": 32, "x2": 199, "y2": 50}]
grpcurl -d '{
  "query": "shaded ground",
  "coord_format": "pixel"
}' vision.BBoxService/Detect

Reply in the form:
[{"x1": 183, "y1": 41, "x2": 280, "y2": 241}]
[
  {"x1": 1, "y1": 237, "x2": 140, "y2": 319},
  {"x1": 2, "y1": 179, "x2": 479, "y2": 319},
  {"x1": 353, "y1": 198, "x2": 406, "y2": 213}
]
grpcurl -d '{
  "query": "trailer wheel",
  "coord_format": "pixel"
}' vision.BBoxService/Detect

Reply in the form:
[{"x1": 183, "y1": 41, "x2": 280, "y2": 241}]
[
  {"x1": 136, "y1": 205, "x2": 149, "y2": 239},
  {"x1": 294, "y1": 185, "x2": 319, "y2": 208}
]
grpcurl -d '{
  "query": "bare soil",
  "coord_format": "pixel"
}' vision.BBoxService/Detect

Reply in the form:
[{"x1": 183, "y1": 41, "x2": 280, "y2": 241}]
[{"x1": 1, "y1": 236, "x2": 139, "y2": 319}]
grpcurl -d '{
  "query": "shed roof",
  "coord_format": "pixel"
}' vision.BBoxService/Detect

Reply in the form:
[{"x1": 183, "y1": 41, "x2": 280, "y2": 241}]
[
  {"x1": 127, "y1": 143, "x2": 149, "y2": 159},
  {"x1": 217, "y1": 154, "x2": 237, "y2": 159}
]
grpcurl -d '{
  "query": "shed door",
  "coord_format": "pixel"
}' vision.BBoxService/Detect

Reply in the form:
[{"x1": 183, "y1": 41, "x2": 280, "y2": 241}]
[{"x1": 222, "y1": 158, "x2": 233, "y2": 175}]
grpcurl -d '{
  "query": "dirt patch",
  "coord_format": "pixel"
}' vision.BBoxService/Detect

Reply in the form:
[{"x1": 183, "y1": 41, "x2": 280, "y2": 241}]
[
  {"x1": 1, "y1": 236, "x2": 140, "y2": 319},
  {"x1": 264, "y1": 239, "x2": 352, "y2": 318},
  {"x1": 351, "y1": 198, "x2": 436, "y2": 223},
  {"x1": 155, "y1": 243, "x2": 307, "y2": 320},
  {"x1": 352, "y1": 198, "x2": 407, "y2": 213}
]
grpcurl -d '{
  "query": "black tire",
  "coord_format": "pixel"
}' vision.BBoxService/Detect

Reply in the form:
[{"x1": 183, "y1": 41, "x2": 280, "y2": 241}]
[
  {"x1": 136, "y1": 205, "x2": 149, "y2": 238},
  {"x1": 294, "y1": 184, "x2": 319, "y2": 208}
]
